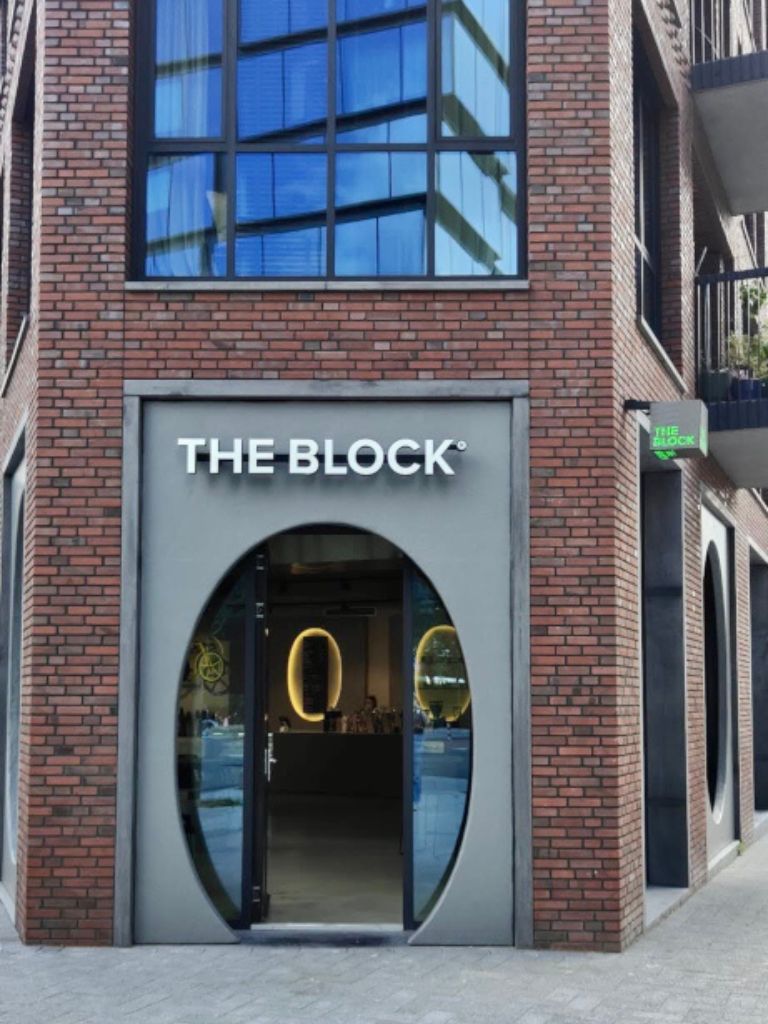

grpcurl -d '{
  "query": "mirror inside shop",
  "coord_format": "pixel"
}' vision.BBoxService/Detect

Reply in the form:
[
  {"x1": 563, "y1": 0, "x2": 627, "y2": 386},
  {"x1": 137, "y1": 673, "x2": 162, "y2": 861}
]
[{"x1": 177, "y1": 529, "x2": 472, "y2": 930}]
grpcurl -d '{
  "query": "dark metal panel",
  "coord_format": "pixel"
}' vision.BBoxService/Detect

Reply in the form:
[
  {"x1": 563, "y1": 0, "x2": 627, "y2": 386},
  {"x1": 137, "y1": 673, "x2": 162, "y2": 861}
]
[
  {"x1": 642, "y1": 472, "x2": 689, "y2": 889},
  {"x1": 692, "y1": 50, "x2": 768, "y2": 91}
]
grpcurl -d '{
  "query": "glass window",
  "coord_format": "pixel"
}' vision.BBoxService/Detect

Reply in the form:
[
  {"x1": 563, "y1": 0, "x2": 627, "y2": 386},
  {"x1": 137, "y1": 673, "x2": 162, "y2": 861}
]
[
  {"x1": 409, "y1": 570, "x2": 471, "y2": 925},
  {"x1": 241, "y1": 0, "x2": 327, "y2": 43},
  {"x1": 441, "y1": 0, "x2": 510, "y2": 138},
  {"x1": 634, "y1": 41, "x2": 662, "y2": 338},
  {"x1": 155, "y1": 0, "x2": 223, "y2": 138},
  {"x1": 238, "y1": 42, "x2": 327, "y2": 141},
  {"x1": 236, "y1": 153, "x2": 327, "y2": 276},
  {"x1": 139, "y1": 0, "x2": 523, "y2": 278},
  {"x1": 2, "y1": 458, "x2": 25, "y2": 900},
  {"x1": 337, "y1": 0, "x2": 425, "y2": 21},
  {"x1": 177, "y1": 569, "x2": 249, "y2": 924},
  {"x1": 335, "y1": 152, "x2": 426, "y2": 275},
  {"x1": 435, "y1": 151, "x2": 517, "y2": 276},
  {"x1": 337, "y1": 21, "x2": 427, "y2": 140},
  {"x1": 146, "y1": 153, "x2": 227, "y2": 277}
]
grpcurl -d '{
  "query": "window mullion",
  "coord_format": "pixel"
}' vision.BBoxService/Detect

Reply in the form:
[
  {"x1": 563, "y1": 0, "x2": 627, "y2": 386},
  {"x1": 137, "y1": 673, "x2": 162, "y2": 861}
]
[
  {"x1": 327, "y1": 0, "x2": 337, "y2": 278},
  {"x1": 427, "y1": 0, "x2": 437, "y2": 275},
  {"x1": 225, "y1": 0, "x2": 238, "y2": 277}
]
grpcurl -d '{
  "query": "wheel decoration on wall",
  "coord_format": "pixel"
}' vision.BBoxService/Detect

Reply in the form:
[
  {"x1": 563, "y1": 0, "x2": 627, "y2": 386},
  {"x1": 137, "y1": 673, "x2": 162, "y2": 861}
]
[{"x1": 191, "y1": 635, "x2": 230, "y2": 695}]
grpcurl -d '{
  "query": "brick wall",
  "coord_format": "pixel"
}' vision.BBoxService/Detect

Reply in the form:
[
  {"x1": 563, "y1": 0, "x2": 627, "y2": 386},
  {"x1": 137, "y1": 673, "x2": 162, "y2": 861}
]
[{"x1": 0, "y1": 0, "x2": 764, "y2": 950}]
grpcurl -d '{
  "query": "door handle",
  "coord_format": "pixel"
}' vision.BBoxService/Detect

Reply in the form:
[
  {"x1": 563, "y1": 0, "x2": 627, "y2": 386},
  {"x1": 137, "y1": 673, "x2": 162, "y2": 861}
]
[{"x1": 265, "y1": 732, "x2": 277, "y2": 782}]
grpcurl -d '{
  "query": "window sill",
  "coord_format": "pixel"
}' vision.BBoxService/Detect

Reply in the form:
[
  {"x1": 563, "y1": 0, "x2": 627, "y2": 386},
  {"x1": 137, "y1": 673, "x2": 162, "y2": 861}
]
[
  {"x1": 636, "y1": 317, "x2": 687, "y2": 395},
  {"x1": 125, "y1": 278, "x2": 530, "y2": 294}
]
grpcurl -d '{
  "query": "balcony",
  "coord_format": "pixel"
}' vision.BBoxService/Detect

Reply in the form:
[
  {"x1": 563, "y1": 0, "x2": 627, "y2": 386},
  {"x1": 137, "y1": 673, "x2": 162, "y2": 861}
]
[
  {"x1": 690, "y1": 1, "x2": 768, "y2": 214},
  {"x1": 697, "y1": 268, "x2": 768, "y2": 486}
]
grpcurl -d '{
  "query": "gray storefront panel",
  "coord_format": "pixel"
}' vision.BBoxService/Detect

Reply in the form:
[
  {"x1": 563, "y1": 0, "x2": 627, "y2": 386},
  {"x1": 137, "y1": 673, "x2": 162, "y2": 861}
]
[{"x1": 118, "y1": 386, "x2": 529, "y2": 946}]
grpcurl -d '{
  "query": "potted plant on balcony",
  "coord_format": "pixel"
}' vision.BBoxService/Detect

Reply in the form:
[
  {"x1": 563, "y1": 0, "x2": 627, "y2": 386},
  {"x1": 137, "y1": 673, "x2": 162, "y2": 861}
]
[
  {"x1": 726, "y1": 281, "x2": 768, "y2": 400},
  {"x1": 727, "y1": 332, "x2": 768, "y2": 398}
]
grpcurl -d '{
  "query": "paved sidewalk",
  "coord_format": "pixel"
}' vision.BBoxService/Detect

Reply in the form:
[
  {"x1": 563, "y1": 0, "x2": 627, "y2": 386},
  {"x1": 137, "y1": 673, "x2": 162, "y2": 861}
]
[{"x1": 2, "y1": 840, "x2": 768, "y2": 1024}]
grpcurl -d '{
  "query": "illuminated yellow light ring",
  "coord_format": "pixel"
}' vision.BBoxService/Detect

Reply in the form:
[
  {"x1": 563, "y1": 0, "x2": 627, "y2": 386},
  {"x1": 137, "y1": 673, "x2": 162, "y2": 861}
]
[
  {"x1": 287, "y1": 627, "x2": 343, "y2": 723},
  {"x1": 414, "y1": 624, "x2": 471, "y2": 723}
]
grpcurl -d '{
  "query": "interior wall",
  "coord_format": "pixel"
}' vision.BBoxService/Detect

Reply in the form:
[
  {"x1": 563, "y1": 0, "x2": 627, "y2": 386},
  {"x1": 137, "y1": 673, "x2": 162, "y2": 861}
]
[{"x1": 267, "y1": 614, "x2": 368, "y2": 732}]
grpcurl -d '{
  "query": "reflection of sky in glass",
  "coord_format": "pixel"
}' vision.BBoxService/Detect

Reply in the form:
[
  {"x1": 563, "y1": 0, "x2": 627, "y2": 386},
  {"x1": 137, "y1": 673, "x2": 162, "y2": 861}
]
[
  {"x1": 337, "y1": 22, "x2": 426, "y2": 139},
  {"x1": 236, "y1": 154, "x2": 327, "y2": 276},
  {"x1": 410, "y1": 572, "x2": 471, "y2": 925},
  {"x1": 338, "y1": 113, "x2": 426, "y2": 144},
  {"x1": 238, "y1": 153, "x2": 327, "y2": 221},
  {"x1": 436, "y1": 151, "x2": 517, "y2": 276},
  {"x1": 197, "y1": 730, "x2": 246, "y2": 910},
  {"x1": 336, "y1": 152, "x2": 425, "y2": 206},
  {"x1": 239, "y1": 43, "x2": 326, "y2": 140},
  {"x1": 413, "y1": 729, "x2": 471, "y2": 922},
  {"x1": 335, "y1": 152, "x2": 426, "y2": 276},
  {"x1": 441, "y1": 1, "x2": 510, "y2": 137},
  {"x1": 236, "y1": 228, "x2": 327, "y2": 276},
  {"x1": 155, "y1": 0, "x2": 223, "y2": 138},
  {"x1": 241, "y1": 0, "x2": 327, "y2": 43},
  {"x1": 147, "y1": 0, "x2": 520, "y2": 279},
  {"x1": 337, "y1": 0, "x2": 425, "y2": 21}
]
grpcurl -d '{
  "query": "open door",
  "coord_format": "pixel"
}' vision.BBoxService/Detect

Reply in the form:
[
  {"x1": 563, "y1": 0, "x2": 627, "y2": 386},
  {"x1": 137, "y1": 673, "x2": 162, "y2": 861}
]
[{"x1": 243, "y1": 548, "x2": 270, "y2": 925}]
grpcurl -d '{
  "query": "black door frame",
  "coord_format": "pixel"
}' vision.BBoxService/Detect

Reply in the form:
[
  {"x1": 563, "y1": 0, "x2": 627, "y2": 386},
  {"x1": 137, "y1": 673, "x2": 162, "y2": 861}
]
[
  {"x1": 239, "y1": 547, "x2": 270, "y2": 929},
  {"x1": 241, "y1": 531, "x2": 414, "y2": 931},
  {"x1": 402, "y1": 560, "x2": 415, "y2": 931}
]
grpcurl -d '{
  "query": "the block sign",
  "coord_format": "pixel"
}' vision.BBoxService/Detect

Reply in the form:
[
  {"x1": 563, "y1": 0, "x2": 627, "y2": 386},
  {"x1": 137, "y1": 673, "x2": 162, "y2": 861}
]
[{"x1": 649, "y1": 401, "x2": 709, "y2": 461}]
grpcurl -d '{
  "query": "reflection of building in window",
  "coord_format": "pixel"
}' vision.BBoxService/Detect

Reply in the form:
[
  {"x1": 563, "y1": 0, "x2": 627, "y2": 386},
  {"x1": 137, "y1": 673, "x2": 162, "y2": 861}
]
[
  {"x1": 136, "y1": 0, "x2": 524, "y2": 279},
  {"x1": 633, "y1": 40, "x2": 662, "y2": 339},
  {"x1": 3, "y1": 457, "x2": 25, "y2": 877},
  {"x1": 146, "y1": 154, "x2": 227, "y2": 277},
  {"x1": 415, "y1": 624, "x2": 471, "y2": 722},
  {"x1": 441, "y1": 0, "x2": 510, "y2": 138},
  {"x1": 436, "y1": 151, "x2": 517, "y2": 276}
]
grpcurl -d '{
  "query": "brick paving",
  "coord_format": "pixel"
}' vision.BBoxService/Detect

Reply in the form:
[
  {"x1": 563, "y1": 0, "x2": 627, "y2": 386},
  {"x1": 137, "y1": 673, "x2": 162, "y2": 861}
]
[{"x1": 1, "y1": 838, "x2": 768, "y2": 1024}]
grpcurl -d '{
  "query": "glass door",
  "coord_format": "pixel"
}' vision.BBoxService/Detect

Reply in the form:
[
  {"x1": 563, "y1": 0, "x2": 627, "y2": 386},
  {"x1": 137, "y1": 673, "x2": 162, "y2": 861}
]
[
  {"x1": 403, "y1": 565, "x2": 472, "y2": 931},
  {"x1": 177, "y1": 546, "x2": 270, "y2": 931},
  {"x1": 244, "y1": 548, "x2": 270, "y2": 924}
]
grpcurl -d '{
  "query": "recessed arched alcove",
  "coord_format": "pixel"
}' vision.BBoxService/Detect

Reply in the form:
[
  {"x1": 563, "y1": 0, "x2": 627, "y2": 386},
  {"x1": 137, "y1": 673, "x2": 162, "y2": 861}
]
[
  {"x1": 701, "y1": 506, "x2": 738, "y2": 866},
  {"x1": 703, "y1": 543, "x2": 728, "y2": 818},
  {"x1": 175, "y1": 524, "x2": 473, "y2": 930}
]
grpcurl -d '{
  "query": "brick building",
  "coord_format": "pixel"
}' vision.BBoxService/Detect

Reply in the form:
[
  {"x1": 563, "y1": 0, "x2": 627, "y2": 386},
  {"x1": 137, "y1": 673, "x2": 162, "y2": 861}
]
[{"x1": 0, "y1": 0, "x2": 766, "y2": 951}]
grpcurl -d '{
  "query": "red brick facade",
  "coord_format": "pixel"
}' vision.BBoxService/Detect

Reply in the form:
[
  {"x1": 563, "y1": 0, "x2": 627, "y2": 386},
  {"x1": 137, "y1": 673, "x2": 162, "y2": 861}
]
[{"x1": 0, "y1": 0, "x2": 766, "y2": 950}]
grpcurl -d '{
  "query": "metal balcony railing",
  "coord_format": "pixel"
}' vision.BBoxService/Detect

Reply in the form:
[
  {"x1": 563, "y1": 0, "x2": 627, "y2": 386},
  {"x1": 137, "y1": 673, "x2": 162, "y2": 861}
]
[
  {"x1": 697, "y1": 268, "x2": 768, "y2": 402},
  {"x1": 691, "y1": 0, "x2": 730, "y2": 62}
]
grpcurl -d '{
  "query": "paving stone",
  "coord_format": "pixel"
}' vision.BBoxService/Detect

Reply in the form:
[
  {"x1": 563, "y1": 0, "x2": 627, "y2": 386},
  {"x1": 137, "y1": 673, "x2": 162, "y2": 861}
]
[{"x1": 3, "y1": 838, "x2": 768, "y2": 1023}]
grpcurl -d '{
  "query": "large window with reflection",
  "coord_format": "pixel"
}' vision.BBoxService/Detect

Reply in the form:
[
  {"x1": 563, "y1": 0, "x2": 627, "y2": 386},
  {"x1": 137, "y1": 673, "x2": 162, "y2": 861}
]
[{"x1": 136, "y1": 0, "x2": 524, "y2": 279}]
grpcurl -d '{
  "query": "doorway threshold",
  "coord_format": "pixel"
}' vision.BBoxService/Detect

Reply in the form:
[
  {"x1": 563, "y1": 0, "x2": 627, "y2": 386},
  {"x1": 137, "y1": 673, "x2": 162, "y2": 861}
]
[
  {"x1": 644, "y1": 885, "x2": 688, "y2": 929},
  {"x1": 240, "y1": 923, "x2": 411, "y2": 947}
]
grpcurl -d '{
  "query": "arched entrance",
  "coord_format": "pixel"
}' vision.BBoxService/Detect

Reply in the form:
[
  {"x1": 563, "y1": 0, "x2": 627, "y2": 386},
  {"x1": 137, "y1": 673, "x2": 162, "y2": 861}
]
[
  {"x1": 128, "y1": 390, "x2": 522, "y2": 946},
  {"x1": 176, "y1": 525, "x2": 472, "y2": 930},
  {"x1": 701, "y1": 507, "x2": 737, "y2": 864}
]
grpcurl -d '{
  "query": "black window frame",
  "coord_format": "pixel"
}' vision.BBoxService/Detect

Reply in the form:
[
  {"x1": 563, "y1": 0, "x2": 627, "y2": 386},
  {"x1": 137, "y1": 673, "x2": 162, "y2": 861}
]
[
  {"x1": 132, "y1": 0, "x2": 527, "y2": 282},
  {"x1": 633, "y1": 41, "x2": 663, "y2": 341}
]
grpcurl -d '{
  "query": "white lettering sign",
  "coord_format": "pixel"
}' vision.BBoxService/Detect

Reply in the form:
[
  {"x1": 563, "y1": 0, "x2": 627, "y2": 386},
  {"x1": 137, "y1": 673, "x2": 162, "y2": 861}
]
[{"x1": 178, "y1": 437, "x2": 466, "y2": 477}]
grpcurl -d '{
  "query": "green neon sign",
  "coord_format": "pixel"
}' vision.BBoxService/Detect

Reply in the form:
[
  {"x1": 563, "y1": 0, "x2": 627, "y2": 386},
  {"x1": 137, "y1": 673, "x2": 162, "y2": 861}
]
[{"x1": 648, "y1": 401, "x2": 709, "y2": 460}]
